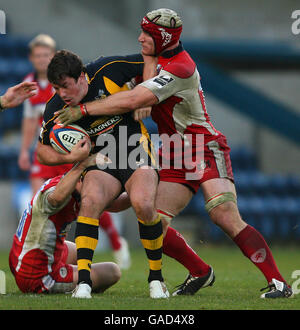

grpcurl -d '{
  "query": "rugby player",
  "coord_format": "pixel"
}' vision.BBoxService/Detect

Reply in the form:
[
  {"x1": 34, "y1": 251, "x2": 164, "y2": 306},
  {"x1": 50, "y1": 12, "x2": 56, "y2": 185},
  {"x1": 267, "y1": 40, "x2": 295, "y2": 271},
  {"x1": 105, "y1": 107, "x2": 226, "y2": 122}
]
[
  {"x1": 55, "y1": 9, "x2": 293, "y2": 299},
  {"x1": 37, "y1": 50, "x2": 167, "y2": 299},
  {"x1": 10, "y1": 138, "x2": 121, "y2": 294}
]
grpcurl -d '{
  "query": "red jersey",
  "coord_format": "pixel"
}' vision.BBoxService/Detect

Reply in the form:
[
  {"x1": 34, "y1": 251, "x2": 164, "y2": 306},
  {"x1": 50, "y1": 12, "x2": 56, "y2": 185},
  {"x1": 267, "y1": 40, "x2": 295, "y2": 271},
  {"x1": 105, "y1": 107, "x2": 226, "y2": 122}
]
[
  {"x1": 141, "y1": 43, "x2": 222, "y2": 144},
  {"x1": 23, "y1": 72, "x2": 54, "y2": 126},
  {"x1": 9, "y1": 176, "x2": 79, "y2": 280},
  {"x1": 140, "y1": 43, "x2": 233, "y2": 191}
]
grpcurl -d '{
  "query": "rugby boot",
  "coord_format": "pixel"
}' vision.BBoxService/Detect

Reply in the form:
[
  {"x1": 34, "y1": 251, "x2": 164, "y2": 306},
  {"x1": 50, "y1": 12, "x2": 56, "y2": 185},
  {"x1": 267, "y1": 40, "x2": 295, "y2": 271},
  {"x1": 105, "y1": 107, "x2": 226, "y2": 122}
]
[
  {"x1": 149, "y1": 280, "x2": 170, "y2": 299},
  {"x1": 72, "y1": 282, "x2": 92, "y2": 299},
  {"x1": 260, "y1": 278, "x2": 293, "y2": 298},
  {"x1": 172, "y1": 267, "x2": 215, "y2": 296}
]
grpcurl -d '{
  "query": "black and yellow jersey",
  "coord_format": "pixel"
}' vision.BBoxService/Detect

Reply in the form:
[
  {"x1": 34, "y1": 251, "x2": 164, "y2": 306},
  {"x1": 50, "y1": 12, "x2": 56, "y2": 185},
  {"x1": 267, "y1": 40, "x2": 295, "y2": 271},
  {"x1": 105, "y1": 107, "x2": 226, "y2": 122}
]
[
  {"x1": 39, "y1": 53, "x2": 144, "y2": 147},
  {"x1": 39, "y1": 53, "x2": 158, "y2": 187}
]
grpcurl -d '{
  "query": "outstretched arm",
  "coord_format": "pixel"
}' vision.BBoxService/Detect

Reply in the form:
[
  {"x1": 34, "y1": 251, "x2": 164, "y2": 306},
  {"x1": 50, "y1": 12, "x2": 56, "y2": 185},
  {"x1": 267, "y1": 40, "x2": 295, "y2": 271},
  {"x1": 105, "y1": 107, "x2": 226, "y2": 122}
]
[{"x1": 0, "y1": 82, "x2": 38, "y2": 110}]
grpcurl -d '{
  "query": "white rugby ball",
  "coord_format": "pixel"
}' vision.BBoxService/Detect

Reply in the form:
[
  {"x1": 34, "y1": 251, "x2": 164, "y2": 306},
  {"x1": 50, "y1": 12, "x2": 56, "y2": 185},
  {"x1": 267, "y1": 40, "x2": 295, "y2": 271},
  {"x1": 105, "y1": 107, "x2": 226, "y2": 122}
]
[{"x1": 49, "y1": 124, "x2": 90, "y2": 154}]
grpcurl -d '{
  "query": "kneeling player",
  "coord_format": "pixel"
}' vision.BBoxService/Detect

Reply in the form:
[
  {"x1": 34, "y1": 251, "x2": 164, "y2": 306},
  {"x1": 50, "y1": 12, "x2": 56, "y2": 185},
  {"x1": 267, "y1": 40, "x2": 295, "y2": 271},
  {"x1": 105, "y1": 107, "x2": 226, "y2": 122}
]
[{"x1": 9, "y1": 138, "x2": 121, "y2": 294}]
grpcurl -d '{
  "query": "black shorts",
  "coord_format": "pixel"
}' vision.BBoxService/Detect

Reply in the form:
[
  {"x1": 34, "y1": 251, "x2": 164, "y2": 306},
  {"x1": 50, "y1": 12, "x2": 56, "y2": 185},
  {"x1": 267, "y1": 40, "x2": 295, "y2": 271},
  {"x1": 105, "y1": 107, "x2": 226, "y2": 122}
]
[{"x1": 84, "y1": 122, "x2": 158, "y2": 189}]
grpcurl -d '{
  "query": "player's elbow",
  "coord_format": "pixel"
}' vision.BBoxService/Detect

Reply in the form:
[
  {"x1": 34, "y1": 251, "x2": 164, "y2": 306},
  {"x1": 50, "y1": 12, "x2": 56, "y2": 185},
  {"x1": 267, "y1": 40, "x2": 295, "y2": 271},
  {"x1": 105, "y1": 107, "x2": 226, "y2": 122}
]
[
  {"x1": 36, "y1": 143, "x2": 47, "y2": 164},
  {"x1": 126, "y1": 86, "x2": 156, "y2": 110}
]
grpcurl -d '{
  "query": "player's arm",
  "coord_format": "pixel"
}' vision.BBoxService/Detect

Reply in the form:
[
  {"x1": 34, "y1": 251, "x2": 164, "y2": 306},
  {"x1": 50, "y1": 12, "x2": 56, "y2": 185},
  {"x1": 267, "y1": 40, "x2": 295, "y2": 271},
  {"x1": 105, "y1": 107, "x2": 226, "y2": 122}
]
[
  {"x1": 0, "y1": 82, "x2": 37, "y2": 111},
  {"x1": 36, "y1": 138, "x2": 91, "y2": 166},
  {"x1": 55, "y1": 85, "x2": 158, "y2": 126},
  {"x1": 18, "y1": 101, "x2": 40, "y2": 170},
  {"x1": 46, "y1": 137, "x2": 94, "y2": 207}
]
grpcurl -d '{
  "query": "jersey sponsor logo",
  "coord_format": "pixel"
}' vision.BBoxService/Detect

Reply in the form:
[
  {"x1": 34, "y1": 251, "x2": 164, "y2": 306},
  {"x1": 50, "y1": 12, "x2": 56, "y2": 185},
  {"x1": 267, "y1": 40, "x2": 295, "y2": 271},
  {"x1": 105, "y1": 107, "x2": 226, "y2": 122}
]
[
  {"x1": 86, "y1": 115, "x2": 123, "y2": 136},
  {"x1": 153, "y1": 75, "x2": 174, "y2": 88},
  {"x1": 16, "y1": 203, "x2": 32, "y2": 241}
]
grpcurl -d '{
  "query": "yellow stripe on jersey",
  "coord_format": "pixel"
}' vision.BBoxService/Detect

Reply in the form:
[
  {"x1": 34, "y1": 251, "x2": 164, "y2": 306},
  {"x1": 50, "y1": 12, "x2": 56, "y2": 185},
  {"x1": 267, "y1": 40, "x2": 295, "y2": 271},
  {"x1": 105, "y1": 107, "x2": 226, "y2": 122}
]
[
  {"x1": 138, "y1": 121, "x2": 157, "y2": 167},
  {"x1": 103, "y1": 76, "x2": 130, "y2": 95},
  {"x1": 89, "y1": 60, "x2": 143, "y2": 83}
]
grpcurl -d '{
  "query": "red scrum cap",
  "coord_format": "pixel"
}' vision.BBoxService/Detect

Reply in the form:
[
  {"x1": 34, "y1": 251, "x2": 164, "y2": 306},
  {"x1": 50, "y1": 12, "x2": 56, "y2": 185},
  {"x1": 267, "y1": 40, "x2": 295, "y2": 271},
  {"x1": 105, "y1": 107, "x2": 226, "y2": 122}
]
[{"x1": 141, "y1": 8, "x2": 183, "y2": 56}]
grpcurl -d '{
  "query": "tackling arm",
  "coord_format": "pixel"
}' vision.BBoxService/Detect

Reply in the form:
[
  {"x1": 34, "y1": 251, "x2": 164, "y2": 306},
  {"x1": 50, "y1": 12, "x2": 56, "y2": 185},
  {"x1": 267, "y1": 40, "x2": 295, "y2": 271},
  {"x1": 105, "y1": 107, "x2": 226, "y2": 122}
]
[{"x1": 55, "y1": 85, "x2": 158, "y2": 126}]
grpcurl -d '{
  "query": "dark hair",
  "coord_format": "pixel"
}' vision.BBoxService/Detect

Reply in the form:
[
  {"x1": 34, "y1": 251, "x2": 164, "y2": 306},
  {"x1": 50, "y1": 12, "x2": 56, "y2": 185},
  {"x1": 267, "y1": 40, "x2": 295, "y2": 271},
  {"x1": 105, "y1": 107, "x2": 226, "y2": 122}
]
[{"x1": 47, "y1": 49, "x2": 86, "y2": 85}]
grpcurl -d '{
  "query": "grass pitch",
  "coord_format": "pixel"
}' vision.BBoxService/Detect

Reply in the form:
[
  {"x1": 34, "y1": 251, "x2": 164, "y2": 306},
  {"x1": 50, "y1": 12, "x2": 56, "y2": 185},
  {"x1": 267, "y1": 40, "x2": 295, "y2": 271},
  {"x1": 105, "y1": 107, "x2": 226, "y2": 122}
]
[{"x1": 0, "y1": 244, "x2": 299, "y2": 310}]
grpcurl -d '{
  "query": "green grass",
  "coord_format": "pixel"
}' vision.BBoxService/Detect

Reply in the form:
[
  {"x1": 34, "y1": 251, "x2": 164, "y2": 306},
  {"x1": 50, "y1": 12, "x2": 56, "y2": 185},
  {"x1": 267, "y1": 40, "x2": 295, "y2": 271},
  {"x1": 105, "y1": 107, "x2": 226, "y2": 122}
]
[{"x1": 0, "y1": 244, "x2": 299, "y2": 310}]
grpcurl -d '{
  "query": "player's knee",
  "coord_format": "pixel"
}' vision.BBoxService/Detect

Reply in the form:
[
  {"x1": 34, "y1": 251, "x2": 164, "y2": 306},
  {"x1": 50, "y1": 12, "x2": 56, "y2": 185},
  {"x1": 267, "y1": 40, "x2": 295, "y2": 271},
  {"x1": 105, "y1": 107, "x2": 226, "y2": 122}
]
[
  {"x1": 209, "y1": 201, "x2": 240, "y2": 226},
  {"x1": 131, "y1": 196, "x2": 156, "y2": 223},
  {"x1": 80, "y1": 194, "x2": 102, "y2": 216}
]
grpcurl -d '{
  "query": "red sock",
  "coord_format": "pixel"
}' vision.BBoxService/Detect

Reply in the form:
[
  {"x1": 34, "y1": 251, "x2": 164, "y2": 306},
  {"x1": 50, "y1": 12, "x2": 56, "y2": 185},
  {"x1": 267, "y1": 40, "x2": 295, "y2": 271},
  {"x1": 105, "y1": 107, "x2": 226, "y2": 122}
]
[
  {"x1": 163, "y1": 226, "x2": 210, "y2": 277},
  {"x1": 233, "y1": 225, "x2": 286, "y2": 284},
  {"x1": 99, "y1": 212, "x2": 121, "y2": 251}
]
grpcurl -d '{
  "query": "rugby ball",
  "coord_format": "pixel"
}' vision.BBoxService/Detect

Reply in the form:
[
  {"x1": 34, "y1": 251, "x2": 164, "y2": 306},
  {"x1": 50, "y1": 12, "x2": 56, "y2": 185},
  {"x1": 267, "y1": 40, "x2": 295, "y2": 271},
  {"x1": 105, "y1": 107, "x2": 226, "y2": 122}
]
[{"x1": 49, "y1": 124, "x2": 90, "y2": 154}]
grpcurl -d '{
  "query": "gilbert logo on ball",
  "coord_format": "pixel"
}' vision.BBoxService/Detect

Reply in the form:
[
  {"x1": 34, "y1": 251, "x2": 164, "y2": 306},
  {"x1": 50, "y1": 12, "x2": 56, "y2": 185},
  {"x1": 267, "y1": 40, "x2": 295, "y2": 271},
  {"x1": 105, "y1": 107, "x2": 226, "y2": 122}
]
[{"x1": 50, "y1": 124, "x2": 90, "y2": 154}]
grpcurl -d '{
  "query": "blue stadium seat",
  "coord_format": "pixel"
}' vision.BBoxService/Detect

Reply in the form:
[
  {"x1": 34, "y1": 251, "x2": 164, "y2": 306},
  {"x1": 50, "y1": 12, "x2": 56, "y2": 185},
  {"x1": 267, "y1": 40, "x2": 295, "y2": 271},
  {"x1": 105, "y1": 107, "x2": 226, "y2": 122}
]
[
  {"x1": 10, "y1": 58, "x2": 32, "y2": 81},
  {"x1": 286, "y1": 175, "x2": 300, "y2": 196},
  {"x1": 0, "y1": 36, "x2": 17, "y2": 57},
  {"x1": 269, "y1": 174, "x2": 290, "y2": 196},
  {"x1": 250, "y1": 172, "x2": 271, "y2": 196},
  {"x1": 0, "y1": 58, "x2": 14, "y2": 83},
  {"x1": 231, "y1": 147, "x2": 257, "y2": 171}
]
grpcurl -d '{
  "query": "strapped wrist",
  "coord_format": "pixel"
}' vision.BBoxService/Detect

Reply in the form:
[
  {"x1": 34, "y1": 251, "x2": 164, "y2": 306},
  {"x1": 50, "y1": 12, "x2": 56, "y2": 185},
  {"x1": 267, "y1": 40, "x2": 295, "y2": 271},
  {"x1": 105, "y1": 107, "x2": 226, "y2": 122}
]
[{"x1": 79, "y1": 103, "x2": 88, "y2": 116}]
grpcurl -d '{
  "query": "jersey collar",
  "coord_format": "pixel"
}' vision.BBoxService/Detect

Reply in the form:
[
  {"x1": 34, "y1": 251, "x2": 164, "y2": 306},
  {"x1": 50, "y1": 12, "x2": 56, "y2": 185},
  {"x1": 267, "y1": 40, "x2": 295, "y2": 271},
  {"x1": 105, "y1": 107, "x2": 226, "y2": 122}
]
[{"x1": 160, "y1": 42, "x2": 184, "y2": 58}]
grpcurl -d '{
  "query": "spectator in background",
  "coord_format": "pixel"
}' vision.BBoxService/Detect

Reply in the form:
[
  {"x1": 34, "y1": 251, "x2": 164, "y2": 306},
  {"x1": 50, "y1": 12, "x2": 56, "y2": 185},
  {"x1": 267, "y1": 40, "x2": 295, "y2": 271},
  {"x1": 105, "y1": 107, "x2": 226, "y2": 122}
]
[{"x1": 18, "y1": 34, "x2": 72, "y2": 193}]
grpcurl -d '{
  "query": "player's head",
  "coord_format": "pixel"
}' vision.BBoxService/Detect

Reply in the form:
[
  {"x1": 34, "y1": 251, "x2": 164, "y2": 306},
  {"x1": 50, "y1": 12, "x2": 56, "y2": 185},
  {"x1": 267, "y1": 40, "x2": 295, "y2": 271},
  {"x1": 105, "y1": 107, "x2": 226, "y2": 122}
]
[
  {"x1": 47, "y1": 50, "x2": 88, "y2": 106},
  {"x1": 28, "y1": 34, "x2": 56, "y2": 76},
  {"x1": 139, "y1": 8, "x2": 182, "y2": 56}
]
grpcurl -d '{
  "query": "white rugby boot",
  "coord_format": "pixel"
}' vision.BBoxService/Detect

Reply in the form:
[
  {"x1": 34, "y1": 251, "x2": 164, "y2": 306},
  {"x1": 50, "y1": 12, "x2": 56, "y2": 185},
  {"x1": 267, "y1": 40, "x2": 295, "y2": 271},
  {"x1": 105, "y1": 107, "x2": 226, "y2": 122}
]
[
  {"x1": 149, "y1": 280, "x2": 170, "y2": 299},
  {"x1": 72, "y1": 283, "x2": 92, "y2": 299},
  {"x1": 113, "y1": 237, "x2": 131, "y2": 270}
]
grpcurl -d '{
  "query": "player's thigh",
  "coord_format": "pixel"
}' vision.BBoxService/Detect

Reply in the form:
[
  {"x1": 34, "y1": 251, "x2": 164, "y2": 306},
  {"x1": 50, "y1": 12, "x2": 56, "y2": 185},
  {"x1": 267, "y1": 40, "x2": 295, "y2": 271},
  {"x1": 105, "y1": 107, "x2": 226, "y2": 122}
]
[
  {"x1": 125, "y1": 166, "x2": 158, "y2": 202},
  {"x1": 80, "y1": 170, "x2": 122, "y2": 217},
  {"x1": 156, "y1": 181, "x2": 193, "y2": 216}
]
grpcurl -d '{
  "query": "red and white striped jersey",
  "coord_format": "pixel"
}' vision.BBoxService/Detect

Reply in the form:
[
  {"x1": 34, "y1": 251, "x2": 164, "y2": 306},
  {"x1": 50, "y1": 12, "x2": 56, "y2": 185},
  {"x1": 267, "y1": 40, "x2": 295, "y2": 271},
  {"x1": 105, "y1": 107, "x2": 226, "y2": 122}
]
[{"x1": 9, "y1": 176, "x2": 79, "y2": 279}]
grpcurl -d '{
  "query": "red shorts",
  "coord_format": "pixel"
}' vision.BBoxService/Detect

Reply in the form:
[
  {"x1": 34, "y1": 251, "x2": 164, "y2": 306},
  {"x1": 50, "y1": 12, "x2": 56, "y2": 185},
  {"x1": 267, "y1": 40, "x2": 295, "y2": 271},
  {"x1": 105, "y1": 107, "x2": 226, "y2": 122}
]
[
  {"x1": 9, "y1": 243, "x2": 75, "y2": 294},
  {"x1": 30, "y1": 151, "x2": 73, "y2": 180},
  {"x1": 159, "y1": 135, "x2": 234, "y2": 194}
]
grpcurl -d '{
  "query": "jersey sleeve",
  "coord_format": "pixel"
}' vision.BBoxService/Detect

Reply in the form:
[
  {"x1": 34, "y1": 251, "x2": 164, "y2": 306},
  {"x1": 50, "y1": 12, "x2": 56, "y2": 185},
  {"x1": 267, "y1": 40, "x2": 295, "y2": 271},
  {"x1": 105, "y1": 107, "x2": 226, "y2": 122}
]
[
  {"x1": 39, "y1": 94, "x2": 65, "y2": 145},
  {"x1": 36, "y1": 186, "x2": 71, "y2": 215},
  {"x1": 139, "y1": 69, "x2": 187, "y2": 103}
]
